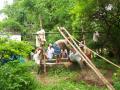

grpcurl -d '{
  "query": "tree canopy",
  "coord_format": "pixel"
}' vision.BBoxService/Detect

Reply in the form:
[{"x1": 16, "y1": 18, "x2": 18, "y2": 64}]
[{"x1": 0, "y1": 0, "x2": 120, "y2": 62}]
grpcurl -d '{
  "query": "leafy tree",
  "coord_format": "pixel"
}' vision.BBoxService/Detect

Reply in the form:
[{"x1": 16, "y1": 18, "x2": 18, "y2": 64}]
[
  {"x1": 1, "y1": 19, "x2": 22, "y2": 32},
  {"x1": 2, "y1": 0, "x2": 74, "y2": 42},
  {"x1": 90, "y1": 0, "x2": 120, "y2": 62},
  {"x1": 1, "y1": 0, "x2": 120, "y2": 62}
]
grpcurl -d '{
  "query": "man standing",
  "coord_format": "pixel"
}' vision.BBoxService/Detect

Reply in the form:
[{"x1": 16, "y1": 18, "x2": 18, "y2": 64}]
[{"x1": 33, "y1": 47, "x2": 43, "y2": 74}]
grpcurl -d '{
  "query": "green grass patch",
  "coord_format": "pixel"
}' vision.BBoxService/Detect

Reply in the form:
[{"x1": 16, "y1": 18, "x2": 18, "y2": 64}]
[{"x1": 34, "y1": 64, "x2": 108, "y2": 90}]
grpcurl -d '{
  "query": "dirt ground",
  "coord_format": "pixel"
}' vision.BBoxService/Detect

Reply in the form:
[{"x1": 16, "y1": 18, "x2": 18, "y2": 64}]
[
  {"x1": 36, "y1": 62, "x2": 114, "y2": 87},
  {"x1": 75, "y1": 68, "x2": 113, "y2": 87}
]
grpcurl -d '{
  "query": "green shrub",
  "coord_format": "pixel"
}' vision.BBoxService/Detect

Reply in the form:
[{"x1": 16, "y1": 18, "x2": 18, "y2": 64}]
[
  {"x1": 0, "y1": 38, "x2": 33, "y2": 63},
  {"x1": 0, "y1": 61, "x2": 38, "y2": 90},
  {"x1": 93, "y1": 57, "x2": 117, "y2": 71},
  {"x1": 113, "y1": 69, "x2": 120, "y2": 90}
]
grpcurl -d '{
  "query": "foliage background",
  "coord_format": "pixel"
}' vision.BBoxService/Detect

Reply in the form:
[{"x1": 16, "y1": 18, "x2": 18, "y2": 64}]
[{"x1": 1, "y1": 0, "x2": 120, "y2": 62}]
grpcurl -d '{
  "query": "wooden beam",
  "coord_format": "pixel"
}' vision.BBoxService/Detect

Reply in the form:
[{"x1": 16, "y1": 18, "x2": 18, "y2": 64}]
[
  {"x1": 45, "y1": 62, "x2": 67, "y2": 65},
  {"x1": 33, "y1": 32, "x2": 59, "y2": 35}
]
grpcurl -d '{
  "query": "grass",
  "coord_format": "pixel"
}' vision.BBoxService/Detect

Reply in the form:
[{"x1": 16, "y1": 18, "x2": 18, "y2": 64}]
[
  {"x1": 92, "y1": 57, "x2": 118, "y2": 71},
  {"x1": 36, "y1": 81, "x2": 107, "y2": 90},
  {"x1": 32, "y1": 64, "x2": 108, "y2": 90}
]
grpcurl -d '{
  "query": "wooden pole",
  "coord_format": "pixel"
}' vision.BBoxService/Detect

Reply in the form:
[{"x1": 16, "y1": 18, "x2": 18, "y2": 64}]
[
  {"x1": 58, "y1": 27, "x2": 115, "y2": 90},
  {"x1": 81, "y1": 26, "x2": 86, "y2": 45},
  {"x1": 43, "y1": 47, "x2": 46, "y2": 73},
  {"x1": 39, "y1": 15, "x2": 43, "y2": 29},
  {"x1": 39, "y1": 45, "x2": 46, "y2": 74}
]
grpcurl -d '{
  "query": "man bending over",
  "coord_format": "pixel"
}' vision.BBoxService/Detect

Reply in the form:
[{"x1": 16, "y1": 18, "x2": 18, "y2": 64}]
[{"x1": 53, "y1": 39, "x2": 69, "y2": 63}]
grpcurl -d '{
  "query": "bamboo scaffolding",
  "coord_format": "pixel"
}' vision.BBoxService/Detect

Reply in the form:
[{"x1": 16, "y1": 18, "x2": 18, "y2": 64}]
[
  {"x1": 72, "y1": 37, "x2": 120, "y2": 69},
  {"x1": 62, "y1": 27, "x2": 115, "y2": 90},
  {"x1": 58, "y1": 27, "x2": 115, "y2": 90}
]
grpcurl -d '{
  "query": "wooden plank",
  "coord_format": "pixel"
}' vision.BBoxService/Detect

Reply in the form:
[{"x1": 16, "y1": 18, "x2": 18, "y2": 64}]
[
  {"x1": 46, "y1": 58, "x2": 68, "y2": 61},
  {"x1": 46, "y1": 62, "x2": 65, "y2": 65}
]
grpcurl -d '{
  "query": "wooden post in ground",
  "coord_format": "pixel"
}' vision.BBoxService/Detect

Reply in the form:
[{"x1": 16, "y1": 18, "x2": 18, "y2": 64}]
[
  {"x1": 81, "y1": 26, "x2": 86, "y2": 45},
  {"x1": 43, "y1": 47, "x2": 46, "y2": 73},
  {"x1": 39, "y1": 15, "x2": 43, "y2": 29}
]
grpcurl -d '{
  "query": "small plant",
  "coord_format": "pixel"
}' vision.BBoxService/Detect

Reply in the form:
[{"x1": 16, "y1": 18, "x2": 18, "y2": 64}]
[{"x1": 113, "y1": 69, "x2": 120, "y2": 90}]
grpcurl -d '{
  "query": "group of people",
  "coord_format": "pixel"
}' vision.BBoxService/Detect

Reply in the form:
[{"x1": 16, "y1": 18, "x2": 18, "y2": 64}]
[
  {"x1": 46, "y1": 43, "x2": 68, "y2": 61},
  {"x1": 32, "y1": 28, "x2": 92, "y2": 74},
  {"x1": 32, "y1": 38, "x2": 92, "y2": 65},
  {"x1": 32, "y1": 41, "x2": 69, "y2": 64}
]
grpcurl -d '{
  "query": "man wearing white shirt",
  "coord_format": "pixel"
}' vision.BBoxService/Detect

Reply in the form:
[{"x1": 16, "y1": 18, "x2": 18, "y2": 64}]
[
  {"x1": 47, "y1": 43, "x2": 54, "y2": 61},
  {"x1": 33, "y1": 48, "x2": 43, "y2": 74}
]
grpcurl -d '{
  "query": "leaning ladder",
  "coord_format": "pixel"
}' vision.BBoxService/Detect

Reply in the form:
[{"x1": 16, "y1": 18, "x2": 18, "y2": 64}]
[{"x1": 58, "y1": 27, "x2": 115, "y2": 90}]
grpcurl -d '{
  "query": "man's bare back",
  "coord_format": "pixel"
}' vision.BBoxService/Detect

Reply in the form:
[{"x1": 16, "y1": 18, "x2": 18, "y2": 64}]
[{"x1": 55, "y1": 39, "x2": 67, "y2": 49}]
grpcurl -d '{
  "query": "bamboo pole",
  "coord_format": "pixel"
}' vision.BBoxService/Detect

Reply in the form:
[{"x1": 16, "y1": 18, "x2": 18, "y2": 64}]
[
  {"x1": 58, "y1": 27, "x2": 115, "y2": 90},
  {"x1": 43, "y1": 52, "x2": 46, "y2": 73},
  {"x1": 39, "y1": 16, "x2": 43, "y2": 29},
  {"x1": 62, "y1": 27, "x2": 115, "y2": 90},
  {"x1": 73, "y1": 36, "x2": 120, "y2": 69}
]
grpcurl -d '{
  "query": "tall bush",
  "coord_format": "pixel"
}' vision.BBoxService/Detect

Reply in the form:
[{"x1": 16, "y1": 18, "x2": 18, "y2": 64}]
[
  {"x1": 0, "y1": 61, "x2": 38, "y2": 90},
  {"x1": 0, "y1": 38, "x2": 33, "y2": 63}
]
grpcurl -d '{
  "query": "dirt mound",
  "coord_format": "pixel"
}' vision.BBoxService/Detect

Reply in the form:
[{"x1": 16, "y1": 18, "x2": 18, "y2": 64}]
[{"x1": 74, "y1": 68, "x2": 113, "y2": 87}]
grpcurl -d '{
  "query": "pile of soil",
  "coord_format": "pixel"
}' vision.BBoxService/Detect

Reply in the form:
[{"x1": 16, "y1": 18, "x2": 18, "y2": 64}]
[{"x1": 74, "y1": 68, "x2": 113, "y2": 87}]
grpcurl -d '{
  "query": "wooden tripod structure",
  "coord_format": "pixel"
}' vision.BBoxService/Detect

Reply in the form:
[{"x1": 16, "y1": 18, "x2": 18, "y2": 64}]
[{"x1": 57, "y1": 27, "x2": 115, "y2": 90}]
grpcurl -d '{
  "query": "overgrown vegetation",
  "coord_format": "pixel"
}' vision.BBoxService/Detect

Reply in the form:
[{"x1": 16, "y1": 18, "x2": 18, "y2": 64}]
[
  {"x1": 113, "y1": 69, "x2": 120, "y2": 90},
  {"x1": 0, "y1": 61, "x2": 38, "y2": 90},
  {"x1": 0, "y1": 38, "x2": 38, "y2": 90},
  {"x1": 0, "y1": 38, "x2": 33, "y2": 63},
  {"x1": 0, "y1": 0, "x2": 120, "y2": 89},
  {"x1": 93, "y1": 57, "x2": 117, "y2": 70},
  {"x1": 0, "y1": 0, "x2": 120, "y2": 62},
  {"x1": 34, "y1": 65, "x2": 108, "y2": 90}
]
